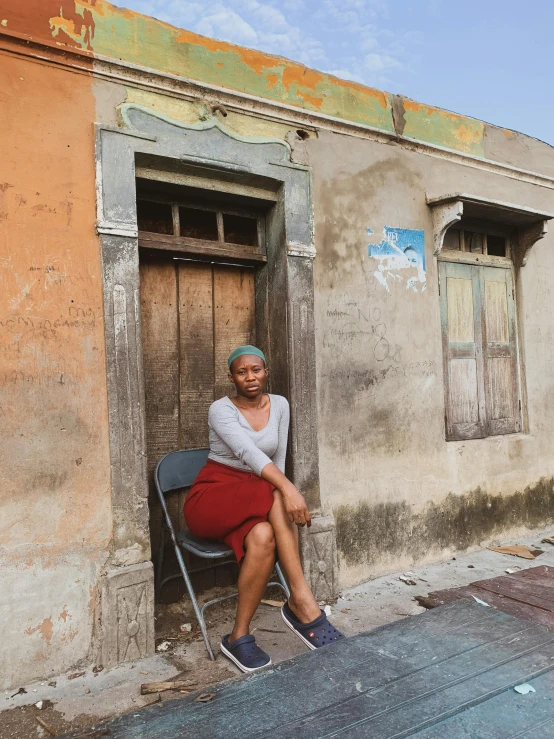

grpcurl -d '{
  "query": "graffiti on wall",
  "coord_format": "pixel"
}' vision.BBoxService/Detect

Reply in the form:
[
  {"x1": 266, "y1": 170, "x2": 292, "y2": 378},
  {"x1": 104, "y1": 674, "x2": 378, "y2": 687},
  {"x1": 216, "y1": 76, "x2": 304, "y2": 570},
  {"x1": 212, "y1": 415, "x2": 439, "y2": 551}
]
[{"x1": 367, "y1": 226, "x2": 426, "y2": 293}]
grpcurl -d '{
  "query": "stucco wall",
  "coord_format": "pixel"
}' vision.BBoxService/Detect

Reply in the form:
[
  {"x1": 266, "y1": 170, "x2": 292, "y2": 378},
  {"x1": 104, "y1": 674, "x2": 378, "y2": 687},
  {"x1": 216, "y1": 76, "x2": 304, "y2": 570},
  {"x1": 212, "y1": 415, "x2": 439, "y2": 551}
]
[
  {"x1": 308, "y1": 130, "x2": 554, "y2": 587},
  {"x1": 0, "y1": 53, "x2": 112, "y2": 688}
]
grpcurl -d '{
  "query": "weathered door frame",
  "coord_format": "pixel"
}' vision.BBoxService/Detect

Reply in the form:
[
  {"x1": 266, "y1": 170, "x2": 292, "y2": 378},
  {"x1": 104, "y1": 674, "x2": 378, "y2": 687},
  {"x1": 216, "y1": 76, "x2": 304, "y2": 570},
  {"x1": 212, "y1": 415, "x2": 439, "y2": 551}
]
[{"x1": 95, "y1": 105, "x2": 338, "y2": 668}]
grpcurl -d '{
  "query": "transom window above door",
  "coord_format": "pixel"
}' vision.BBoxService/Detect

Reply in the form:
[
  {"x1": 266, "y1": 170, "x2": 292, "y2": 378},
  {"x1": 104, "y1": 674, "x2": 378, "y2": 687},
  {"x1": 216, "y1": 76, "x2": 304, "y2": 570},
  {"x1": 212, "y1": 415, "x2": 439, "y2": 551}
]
[
  {"x1": 442, "y1": 225, "x2": 509, "y2": 258},
  {"x1": 135, "y1": 178, "x2": 267, "y2": 263}
]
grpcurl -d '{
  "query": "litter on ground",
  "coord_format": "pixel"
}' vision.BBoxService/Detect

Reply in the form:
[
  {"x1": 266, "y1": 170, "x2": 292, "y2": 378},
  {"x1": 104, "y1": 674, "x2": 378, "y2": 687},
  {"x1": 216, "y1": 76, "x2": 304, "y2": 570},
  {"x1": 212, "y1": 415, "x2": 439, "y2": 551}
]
[
  {"x1": 514, "y1": 683, "x2": 536, "y2": 695},
  {"x1": 471, "y1": 595, "x2": 491, "y2": 607},
  {"x1": 487, "y1": 545, "x2": 543, "y2": 560}
]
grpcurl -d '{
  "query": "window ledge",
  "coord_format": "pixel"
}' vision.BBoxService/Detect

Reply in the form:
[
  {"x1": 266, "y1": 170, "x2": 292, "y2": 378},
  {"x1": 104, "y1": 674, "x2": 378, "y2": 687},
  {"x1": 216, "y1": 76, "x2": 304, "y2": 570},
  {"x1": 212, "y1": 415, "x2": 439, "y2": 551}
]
[{"x1": 427, "y1": 193, "x2": 554, "y2": 265}]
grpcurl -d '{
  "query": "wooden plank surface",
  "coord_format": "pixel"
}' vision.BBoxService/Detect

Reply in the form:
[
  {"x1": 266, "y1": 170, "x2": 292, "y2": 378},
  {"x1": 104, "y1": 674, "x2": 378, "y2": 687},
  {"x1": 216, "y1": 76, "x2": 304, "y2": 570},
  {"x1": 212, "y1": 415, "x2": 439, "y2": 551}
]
[
  {"x1": 140, "y1": 259, "x2": 180, "y2": 574},
  {"x1": 61, "y1": 600, "x2": 554, "y2": 739},
  {"x1": 140, "y1": 259, "x2": 180, "y2": 478},
  {"x1": 178, "y1": 261, "x2": 214, "y2": 449},
  {"x1": 213, "y1": 265, "x2": 256, "y2": 399},
  {"x1": 417, "y1": 566, "x2": 554, "y2": 632}
]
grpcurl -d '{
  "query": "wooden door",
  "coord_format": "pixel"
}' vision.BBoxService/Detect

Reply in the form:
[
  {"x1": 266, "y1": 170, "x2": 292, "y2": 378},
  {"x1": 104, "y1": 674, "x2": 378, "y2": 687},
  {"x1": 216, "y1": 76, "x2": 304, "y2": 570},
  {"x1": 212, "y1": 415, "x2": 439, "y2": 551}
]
[
  {"x1": 140, "y1": 254, "x2": 256, "y2": 599},
  {"x1": 439, "y1": 261, "x2": 520, "y2": 441}
]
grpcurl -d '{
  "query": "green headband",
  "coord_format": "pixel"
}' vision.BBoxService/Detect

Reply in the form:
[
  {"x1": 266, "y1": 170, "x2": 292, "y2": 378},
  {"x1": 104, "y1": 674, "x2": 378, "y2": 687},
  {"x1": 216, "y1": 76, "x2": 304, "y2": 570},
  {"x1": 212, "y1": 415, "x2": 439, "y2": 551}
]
[{"x1": 228, "y1": 345, "x2": 266, "y2": 370}]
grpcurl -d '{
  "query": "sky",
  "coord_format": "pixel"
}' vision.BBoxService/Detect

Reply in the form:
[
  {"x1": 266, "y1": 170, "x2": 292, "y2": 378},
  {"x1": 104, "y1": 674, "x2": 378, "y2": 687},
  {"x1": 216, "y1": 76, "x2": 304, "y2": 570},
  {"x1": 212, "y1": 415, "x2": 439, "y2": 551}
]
[{"x1": 120, "y1": 0, "x2": 554, "y2": 146}]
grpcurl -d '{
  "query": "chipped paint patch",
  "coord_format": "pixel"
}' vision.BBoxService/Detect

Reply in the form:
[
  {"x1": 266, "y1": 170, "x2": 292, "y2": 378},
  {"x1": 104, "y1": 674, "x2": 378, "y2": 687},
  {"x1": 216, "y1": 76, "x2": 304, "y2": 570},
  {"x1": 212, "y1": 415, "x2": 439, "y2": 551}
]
[
  {"x1": 297, "y1": 90, "x2": 324, "y2": 108},
  {"x1": 368, "y1": 226, "x2": 426, "y2": 293},
  {"x1": 25, "y1": 617, "x2": 54, "y2": 644}
]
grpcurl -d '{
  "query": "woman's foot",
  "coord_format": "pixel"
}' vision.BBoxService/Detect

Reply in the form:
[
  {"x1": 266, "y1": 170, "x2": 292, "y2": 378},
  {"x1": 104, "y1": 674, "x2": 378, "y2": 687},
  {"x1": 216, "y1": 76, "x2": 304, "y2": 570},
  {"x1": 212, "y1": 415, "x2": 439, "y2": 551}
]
[
  {"x1": 220, "y1": 634, "x2": 271, "y2": 673},
  {"x1": 281, "y1": 602, "x2": 345, "y2": 650},
  {"x1": 287, "y1": 593, "x2": 321, "y2": 624}
]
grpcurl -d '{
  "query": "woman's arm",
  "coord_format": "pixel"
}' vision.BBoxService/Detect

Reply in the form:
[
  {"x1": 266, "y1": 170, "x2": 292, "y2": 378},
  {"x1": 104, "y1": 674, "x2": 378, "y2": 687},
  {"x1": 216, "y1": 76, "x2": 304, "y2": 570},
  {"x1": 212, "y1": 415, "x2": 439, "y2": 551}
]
[
  {"x1": 259, "y1": 462, "x2": 311, "y2": 528},
  {"x1": 210, "y1": 399, "x2": 310, "y2": 527}
]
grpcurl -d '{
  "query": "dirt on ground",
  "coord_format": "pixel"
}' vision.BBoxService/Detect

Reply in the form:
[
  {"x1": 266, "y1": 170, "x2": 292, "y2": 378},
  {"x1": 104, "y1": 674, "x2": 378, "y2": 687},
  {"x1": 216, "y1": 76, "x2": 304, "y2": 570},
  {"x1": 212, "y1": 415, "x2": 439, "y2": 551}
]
[{"x1": 1, "y1": 588, "x2": 257, "y2": 739}]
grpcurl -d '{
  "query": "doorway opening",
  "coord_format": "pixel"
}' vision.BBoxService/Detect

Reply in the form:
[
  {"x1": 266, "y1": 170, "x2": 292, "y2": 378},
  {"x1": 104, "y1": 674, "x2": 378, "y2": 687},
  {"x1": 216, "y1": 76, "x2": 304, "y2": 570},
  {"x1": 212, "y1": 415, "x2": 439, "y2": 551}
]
[{"x1": 137, "y1": 177, "x2": 271, "y2": 603}]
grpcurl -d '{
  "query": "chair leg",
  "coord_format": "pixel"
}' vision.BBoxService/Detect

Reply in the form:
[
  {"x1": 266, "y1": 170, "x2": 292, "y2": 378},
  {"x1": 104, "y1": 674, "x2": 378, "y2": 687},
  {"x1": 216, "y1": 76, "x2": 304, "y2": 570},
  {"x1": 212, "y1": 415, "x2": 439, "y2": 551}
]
[
  {"x1": 155, "y1": 524, "x2": 165, "y2": 602},
  {"x1": 173, "y1": 544, "x2": 216, "y2": 661},
  {"x1": 275, "y1": 562, "x2": 290, "y2": 599}
]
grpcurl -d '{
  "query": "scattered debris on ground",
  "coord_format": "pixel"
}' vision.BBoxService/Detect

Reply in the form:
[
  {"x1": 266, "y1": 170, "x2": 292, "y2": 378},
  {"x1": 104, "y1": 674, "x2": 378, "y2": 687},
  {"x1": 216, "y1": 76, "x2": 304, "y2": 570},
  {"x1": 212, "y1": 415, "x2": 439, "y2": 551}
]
[
  {"x1": 3, "y1": 529, "x2": 554, "y2": 739},
  {"x1": 514, "y1": 683, "x2": 536, "y2": 695},
  {"x1": 487, "y1": 544, "x2": 543, "y2": 559},
  {"x1": 195, "y1": 692, "x2": 216, "y2": 703},
  {"x1": 141, "y1": 679, "x2": 197, "y2": 695},
  {"x1": 399, "y1": 575, "x2": 417, "y2": 586}
]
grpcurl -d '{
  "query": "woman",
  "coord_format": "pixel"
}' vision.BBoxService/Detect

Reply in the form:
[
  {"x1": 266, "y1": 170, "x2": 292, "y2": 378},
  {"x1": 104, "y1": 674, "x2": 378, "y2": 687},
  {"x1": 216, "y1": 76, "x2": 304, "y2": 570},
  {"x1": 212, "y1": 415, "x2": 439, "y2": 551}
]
[{"x1": 184, "y1": 345, "x2": 344, "y2": 673}]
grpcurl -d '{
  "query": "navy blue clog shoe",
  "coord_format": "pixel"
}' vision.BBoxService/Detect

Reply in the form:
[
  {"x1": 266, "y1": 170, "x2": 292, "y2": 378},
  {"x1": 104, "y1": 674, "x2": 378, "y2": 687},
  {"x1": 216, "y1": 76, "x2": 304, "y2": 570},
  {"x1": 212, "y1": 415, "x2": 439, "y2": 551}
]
[
  {"x1": 220, "y1": 633, "x2": 272, "y2": 673},
  {"x1": 281, "y1": 602, "x2": 345, "y2": 650}
]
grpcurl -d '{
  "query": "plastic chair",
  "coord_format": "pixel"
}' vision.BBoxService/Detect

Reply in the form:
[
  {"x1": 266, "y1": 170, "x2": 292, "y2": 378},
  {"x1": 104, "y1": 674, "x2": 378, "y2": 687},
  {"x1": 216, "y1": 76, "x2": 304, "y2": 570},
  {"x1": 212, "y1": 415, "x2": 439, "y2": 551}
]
[{"x1": 154, "y1": 448, "x2": 290, "y2": 660}]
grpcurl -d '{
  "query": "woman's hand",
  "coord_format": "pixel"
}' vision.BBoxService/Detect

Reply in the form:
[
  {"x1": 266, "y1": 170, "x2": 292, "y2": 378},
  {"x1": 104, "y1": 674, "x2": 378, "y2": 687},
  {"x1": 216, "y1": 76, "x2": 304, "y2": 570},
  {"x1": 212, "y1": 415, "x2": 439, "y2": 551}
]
[{"x1": 281, "y1": 486, "x2": 312, "y2": 528}]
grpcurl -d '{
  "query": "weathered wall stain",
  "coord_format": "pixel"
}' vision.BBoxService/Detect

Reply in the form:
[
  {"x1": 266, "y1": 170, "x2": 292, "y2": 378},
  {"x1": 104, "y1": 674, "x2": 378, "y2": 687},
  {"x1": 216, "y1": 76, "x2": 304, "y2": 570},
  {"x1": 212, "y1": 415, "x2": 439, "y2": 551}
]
[{"x1": 336, "y1": 478, "x2": 554, "y2": 568}]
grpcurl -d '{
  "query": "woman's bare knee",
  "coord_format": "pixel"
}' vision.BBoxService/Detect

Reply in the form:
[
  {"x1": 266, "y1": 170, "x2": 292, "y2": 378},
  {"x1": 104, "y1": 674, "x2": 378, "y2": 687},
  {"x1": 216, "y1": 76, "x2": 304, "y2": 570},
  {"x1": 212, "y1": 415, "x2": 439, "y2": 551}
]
[{"x1": 245, "y1": 522, "x2": 276, "y2": 555}]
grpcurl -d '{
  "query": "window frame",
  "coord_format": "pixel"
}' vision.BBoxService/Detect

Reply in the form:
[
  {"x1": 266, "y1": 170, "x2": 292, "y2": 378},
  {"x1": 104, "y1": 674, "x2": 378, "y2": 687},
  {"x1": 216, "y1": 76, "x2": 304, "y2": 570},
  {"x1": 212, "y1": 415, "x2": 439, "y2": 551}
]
[
  {"x1": 440, "y1": 219, "x2": 514, "y2": 267},
  {"x1": 439, "y1": 224, "x2": 522, "y2": 442},
  {"x1": 136, "y1": 187, "x2": 268, "y2": 264}
]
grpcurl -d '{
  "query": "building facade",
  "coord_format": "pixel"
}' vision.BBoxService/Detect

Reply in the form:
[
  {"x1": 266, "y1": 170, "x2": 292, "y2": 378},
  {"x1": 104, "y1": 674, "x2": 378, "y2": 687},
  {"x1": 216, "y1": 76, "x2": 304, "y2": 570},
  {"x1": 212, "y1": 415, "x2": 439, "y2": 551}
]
[{"x1": 2, "y1": 0, "x2": 554, "y2": 689}]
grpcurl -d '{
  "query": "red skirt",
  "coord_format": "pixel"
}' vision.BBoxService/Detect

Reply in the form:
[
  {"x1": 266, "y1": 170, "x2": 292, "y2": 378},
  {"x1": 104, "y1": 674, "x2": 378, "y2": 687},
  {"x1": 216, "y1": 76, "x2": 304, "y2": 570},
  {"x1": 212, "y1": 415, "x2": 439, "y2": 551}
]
[{"x1": 183, "y1": 459, "x2": 275, "y2": 563}]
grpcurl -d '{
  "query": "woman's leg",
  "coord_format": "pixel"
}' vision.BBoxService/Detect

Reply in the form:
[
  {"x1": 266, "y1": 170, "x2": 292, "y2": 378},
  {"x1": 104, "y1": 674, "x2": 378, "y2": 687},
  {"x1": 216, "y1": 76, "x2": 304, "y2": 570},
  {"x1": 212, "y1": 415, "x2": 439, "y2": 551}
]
[
  {"x1": 268, "y1": 491, "x2": 321, "y2": 623},
  {"x1": 229, "y1": 521, "x2": 276, "y2": 642}
]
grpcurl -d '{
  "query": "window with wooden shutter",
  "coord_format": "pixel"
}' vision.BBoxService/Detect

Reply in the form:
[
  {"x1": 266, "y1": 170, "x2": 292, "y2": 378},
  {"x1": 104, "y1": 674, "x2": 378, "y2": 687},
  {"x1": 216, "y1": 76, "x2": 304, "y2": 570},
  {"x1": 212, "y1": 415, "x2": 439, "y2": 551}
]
[{"x1": 439, "y1": 261, "x2": 520, "y2": 441}]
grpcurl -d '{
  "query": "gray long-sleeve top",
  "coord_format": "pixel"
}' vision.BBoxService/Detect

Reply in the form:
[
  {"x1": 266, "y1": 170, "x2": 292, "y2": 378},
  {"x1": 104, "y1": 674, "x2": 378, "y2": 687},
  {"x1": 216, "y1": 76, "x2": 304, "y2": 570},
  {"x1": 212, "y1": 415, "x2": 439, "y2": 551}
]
[{"x1": 207, "y1": 394, "x2": 290, "y2": 476}]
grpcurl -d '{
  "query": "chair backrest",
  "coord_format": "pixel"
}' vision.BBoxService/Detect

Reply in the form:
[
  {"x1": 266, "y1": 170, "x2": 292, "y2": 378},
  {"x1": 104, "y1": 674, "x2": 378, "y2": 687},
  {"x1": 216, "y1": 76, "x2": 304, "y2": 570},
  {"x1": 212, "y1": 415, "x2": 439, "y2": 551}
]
[
  {"x1": 155, "y1": 448, "x2": 210, "y2": 495},
  {"x1": 154, "y1": 448, "x2": 210, "y2": 541}
]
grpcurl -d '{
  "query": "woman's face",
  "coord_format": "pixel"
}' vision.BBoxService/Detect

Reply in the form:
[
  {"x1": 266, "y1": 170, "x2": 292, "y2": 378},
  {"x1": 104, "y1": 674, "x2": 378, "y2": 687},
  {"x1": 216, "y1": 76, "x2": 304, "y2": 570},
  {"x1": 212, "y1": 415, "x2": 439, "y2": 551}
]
[{"x1": 229, "y1": 354, "x2": 269, "y2": 398}]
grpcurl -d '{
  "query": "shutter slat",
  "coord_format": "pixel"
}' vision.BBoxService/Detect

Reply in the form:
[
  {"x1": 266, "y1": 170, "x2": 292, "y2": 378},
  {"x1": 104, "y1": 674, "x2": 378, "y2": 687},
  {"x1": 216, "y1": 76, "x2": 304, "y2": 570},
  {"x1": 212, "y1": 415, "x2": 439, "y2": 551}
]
[
  {"x1": 440, "y1": 262, "x2": 486, "y2": 440},
  {"x1": 481, "y1": 266, "x2": 520, "y2": 435}
]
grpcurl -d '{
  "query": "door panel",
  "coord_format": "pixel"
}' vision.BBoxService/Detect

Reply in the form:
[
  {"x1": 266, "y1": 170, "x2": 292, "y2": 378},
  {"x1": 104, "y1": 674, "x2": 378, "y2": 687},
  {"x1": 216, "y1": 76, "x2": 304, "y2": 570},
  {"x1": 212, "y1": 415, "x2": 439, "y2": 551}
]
[
  {"x1": 140, "y1": 255, "x2": 256, "y2": 599},
  {"x1": 481, "y1": 266, "x2": 519, "y2": 435},
  {"x1": 213, "y1": 265, "x2": 256, "y2": 400},
  {"x1": 440, "y1": 261, "x2": 486, "y2": 440},
  {"x1": 178, "y1": 262, "x2": 214, "y2": 449}
]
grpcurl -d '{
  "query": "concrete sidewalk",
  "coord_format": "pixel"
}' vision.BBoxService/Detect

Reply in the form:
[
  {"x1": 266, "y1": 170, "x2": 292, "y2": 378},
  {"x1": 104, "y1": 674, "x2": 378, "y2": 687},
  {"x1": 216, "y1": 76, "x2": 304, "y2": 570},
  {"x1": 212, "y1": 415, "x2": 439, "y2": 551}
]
[{"x1": 3, "y1": 525, "x2": 554, "y2": 738}]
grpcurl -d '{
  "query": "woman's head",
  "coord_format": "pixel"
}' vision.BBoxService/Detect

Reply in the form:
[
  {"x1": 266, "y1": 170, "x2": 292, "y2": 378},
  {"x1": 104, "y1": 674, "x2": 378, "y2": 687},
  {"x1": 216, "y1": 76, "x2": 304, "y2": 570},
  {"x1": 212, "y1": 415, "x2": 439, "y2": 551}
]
[{"x1": 228, "y1": 345, "x2": 268, "y2": 398}]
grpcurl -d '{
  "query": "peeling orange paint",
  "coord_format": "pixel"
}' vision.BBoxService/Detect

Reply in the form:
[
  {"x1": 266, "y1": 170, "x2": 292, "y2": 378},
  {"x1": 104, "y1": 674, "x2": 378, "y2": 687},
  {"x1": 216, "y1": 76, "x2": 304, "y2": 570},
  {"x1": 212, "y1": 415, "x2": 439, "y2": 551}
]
[
  {"x1": 25, "y1": 617, "x2": 54, "y2": 644},
  {"x1": 454, "y1": 124, "x2": 481, "y2": 145},
  {"x1": 282, "y1": 65, "x2": 323, "y2": 93},
  {"x1": 266, "y1": 74, "x2": 278, "y2": 90},
  {"x1": 60, "y1": 629, "x2": 79, "y2": 643},
  {"x1": 59, "y1": 606, "x2": 71, "y2": 622},
  {"x1": 297, "y1": 90, "x2": 324, "y2": 108},
  {"x1": 175, "y1": 29, "x2": 277, "y2": 76}
]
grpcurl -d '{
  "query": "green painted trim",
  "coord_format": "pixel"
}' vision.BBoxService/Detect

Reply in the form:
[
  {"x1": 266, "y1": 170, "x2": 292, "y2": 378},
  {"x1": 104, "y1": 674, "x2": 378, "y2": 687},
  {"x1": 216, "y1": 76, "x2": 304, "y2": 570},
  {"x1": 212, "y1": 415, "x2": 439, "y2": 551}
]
[
  {"x1": 119, "y1": 103, "x2": 292, "y2": 154},
  {"x1": 1, "y1": 0, "x2": 503, "y2": 159}
]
